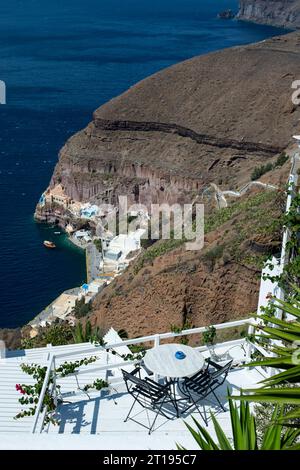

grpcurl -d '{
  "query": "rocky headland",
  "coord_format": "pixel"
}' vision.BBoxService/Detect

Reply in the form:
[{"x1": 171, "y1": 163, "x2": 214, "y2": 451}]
[
  {"x1": 237, "y1": 0, "x2": 300, "y2": 28},
  {"x1": 40, "y1": 31, "x2": 300, "y2": 214},
  {"x1": 33, "y1": 31, "x2": 300, "y2": 338}
]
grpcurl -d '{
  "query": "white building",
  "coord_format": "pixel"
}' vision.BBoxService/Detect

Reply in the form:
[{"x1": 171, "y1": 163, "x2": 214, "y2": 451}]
[
  {"x1": 102, "y1": 229, "x2": 145, "y2": 269},
  {"x1": 74, "y1": 230, "x2": 92, "y2": 244},
  {"x1": 108, "y1": 229, "x2": 145, "y2": 258}
]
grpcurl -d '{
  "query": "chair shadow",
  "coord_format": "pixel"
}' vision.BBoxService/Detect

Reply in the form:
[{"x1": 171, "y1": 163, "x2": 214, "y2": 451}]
[
  {"x1": 116, "y1": 378, "x2": 237, "y2": 433},
  {"x1": 176, "y1": 378, "x2": 236, "y2": 422},
  {"x1": 55, "y1": 373, "x2": 240, "y2": 435}
]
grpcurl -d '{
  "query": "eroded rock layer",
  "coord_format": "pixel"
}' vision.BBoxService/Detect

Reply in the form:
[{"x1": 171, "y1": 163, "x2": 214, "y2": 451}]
[{"x1": 48, "y1": 31, "x2": 300, "y2": 209}]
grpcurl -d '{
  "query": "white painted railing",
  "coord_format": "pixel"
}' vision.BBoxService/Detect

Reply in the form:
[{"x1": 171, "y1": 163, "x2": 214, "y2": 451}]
[
  {"x1": 52, "y1": 317, "x2": 254, "y2": 360},
  {"x1": 31, "y1": 355, "x2": 56, "y2": 433}
]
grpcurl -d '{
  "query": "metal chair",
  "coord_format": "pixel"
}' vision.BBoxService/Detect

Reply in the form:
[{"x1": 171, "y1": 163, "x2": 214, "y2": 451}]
[
  {"x1": 122, "y1": 367, "x2": 179, "y2": 434},
  {"x1": 178, "y1": 359, "x2": 233, "y2": 425}
]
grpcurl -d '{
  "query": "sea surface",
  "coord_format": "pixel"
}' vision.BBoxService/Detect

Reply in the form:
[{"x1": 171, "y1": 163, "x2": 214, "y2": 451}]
[{"x1": 0, "y1": 0, "x2": 285, "y2": 328}]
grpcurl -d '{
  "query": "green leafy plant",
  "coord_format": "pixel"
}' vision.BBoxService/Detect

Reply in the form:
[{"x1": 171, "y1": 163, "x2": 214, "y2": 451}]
[
  {"x1": 275, "y1": 152, "x2": 289, "y2": 168},
  {"x1": 15, "y1": 364, "x2": 57, "y2": 424},
  {"x1": 21, "y1": 322, "x2": 74, "y2": 349},
  {"x1": 55, "y1": 356, "x2": 98, "y2": 377},
  {"x1": 72, "y1": 320, "x2": 105, "y2": 344},
  {"x1": 263, "y1": 191, "x2": 300, "y2": 293},
  {"x1": 170, "y1": 324, "x2": 183, "y2": 334},
  {"x1": 108, "y1": 343, "x2": 146, "y2": 362},
  {"x1": 202, "y1": 326, "x2": 217, "y2": 346},
  {"x1": 15, "y1": 356, "x2": 108, "y2": 427},
  {"x1": 83, "y1": 378, "x2": 109, "y2": 393},
  {"x1": 251, "y1": 163, "x2": 273, "y2": 181},
  {"x1": 178, "y1": 399, "x2": 300, "y2": 450},
  {"x1": 232, "y1": 292, "x2": 300, "y2": 425},
  {"x1": 170, "y1": 320, "x2": 193, "y2": 345},
  {"x1": 72, "y1": 296, "x2": 92, "y2": 319},
  {"x1": 93, "y1": 238, "x2": 102, "y2": 252}
]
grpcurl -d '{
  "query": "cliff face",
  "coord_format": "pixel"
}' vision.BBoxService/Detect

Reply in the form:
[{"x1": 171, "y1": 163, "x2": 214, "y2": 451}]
[
  {"x1": 237, "y1": 0, "x2": 300, "y2": 28},
  {"x1": 47, "y1": 31, "x2": 300, "y2": 210},
  {"x1": 38, "y1": 31, "x2": 300, "y2": 336},
  {"x1": 89, "y1": 186, "x2": 287, "y2": 337}
]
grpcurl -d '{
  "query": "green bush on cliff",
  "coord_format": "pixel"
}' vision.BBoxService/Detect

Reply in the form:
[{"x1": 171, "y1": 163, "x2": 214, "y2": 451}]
[
  {"x1": 251, "y1": 163, "x2": 273, "y2": 181},
  {"x1": 133, "y1": 189, "x2": 283, "y2": 275},
  {"x1": 22, "y1": 322, "x2": 74, "y2": 349},
  {"x1": 202, "y1": 244, "x2": 224, "y2": 268},
  {"x1": 275, "y1": 152, "x2": 289, "y2": 168},
  {"x1": 93, "y1": 238, "x2": 102, "y2": 252},
  {"x1": 250, "y1": 155, "x2": 288, "y2": 181},
  {"x1": 204, "y1": 190, "x2": 279, "y2": 234},
  {"x1": 72, "y1": 297, "x2": 92, "y2": 319}
]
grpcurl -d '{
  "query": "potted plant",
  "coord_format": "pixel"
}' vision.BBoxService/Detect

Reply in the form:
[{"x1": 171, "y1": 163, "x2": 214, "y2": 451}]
[{"x1": 203, "y1": 325, "x2": 217, "y2": 359}]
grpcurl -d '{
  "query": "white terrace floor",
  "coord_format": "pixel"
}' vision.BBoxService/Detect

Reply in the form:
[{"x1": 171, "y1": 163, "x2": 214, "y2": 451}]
[
  {"x1": 0, "y1": 332, "x2": 265, "y2": 450},
  {"x1": 46, "y1": 367, "x2": 264, "y2": 450}
]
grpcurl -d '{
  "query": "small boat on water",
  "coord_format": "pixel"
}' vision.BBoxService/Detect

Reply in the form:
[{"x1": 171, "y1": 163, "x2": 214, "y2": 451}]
[
  {"x1": 54, "y1": 232, "x2": 61, "y2": 235},
  {"x1": 43, "y1": 240, "x2": 56, "y2": 249}
]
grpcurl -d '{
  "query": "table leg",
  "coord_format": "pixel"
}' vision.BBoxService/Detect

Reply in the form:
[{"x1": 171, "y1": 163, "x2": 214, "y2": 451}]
[{"x1": 168, "y1": 378, "x2": 180, "y2": 418}]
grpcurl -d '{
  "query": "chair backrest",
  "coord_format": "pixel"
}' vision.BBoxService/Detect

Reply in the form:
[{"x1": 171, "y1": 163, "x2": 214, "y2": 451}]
[
  {"x1": 121, "y1": 369, "x2": 167, "y2": 402},
  {"x1": 122, "y1": 369, "x2": 144, "y2": 389},
  {"x1": 185, "y1": 369, "x2": 213, "y2": 395},
  {"x1": 210, "y1": 360, "x2": 233, "y2": 384}
]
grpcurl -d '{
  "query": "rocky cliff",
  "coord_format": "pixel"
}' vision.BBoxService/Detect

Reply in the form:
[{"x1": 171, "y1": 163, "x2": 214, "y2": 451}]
[
  {"x1": 39, "y1": 31, "x2": 300, "y2": 337},
  {"x1": 89, "y1": 185, "x2": 287, "y2": 337},
  {"x1": 237, "y1": 0, "x2": 300, "y2": 28},
  {"x1": 46, "y1": 31, "x2": 300, "y2": 210}
]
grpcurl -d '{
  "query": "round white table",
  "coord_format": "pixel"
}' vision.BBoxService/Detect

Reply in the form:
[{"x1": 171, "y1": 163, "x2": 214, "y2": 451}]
[{"x1": 143, "y1": 343, "x2": 205, "y2": 379}]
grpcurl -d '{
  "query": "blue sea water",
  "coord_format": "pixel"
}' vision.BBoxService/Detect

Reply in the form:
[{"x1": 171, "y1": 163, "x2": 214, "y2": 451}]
[{"x1": 0, "y1": 0, "x2": 285, "y2": 328}]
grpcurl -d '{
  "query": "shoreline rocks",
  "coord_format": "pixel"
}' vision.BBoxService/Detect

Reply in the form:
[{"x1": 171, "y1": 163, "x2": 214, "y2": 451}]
[
  {"x1": 237, "y1": 0, "x2": 300, "y2": 29},
  {"x1": 218, "y1": 10, "x2": 235, "y2": 20}
]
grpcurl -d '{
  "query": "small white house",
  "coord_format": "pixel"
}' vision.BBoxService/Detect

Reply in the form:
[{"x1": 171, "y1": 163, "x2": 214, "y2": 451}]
[{"x1": 74, "y1": 230, "x2": 91, "y2": 242}]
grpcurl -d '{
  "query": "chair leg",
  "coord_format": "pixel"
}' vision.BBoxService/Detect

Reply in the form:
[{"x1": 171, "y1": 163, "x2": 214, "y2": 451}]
[
  {"x1": 187, "y1": 394, "x2": 208, "y2": 426},
  {"x1": 124, "y1": 396, "x2": 137, "y2": 422},
  {"x1": 202, "y1": 403, "x2": 208, "y2": 426},
  {"x1": 195, "y1": 403, "x2": 208, "y2": 426},
  {"x1": 148, "y1": 408, "x2": 160, "y2": 434},
  {"x1": 148, "y1": 400, "x2": 166, "y2": 434},
  {"x1": 211, "y1": 389, "x2": 226, "y2": 412}
]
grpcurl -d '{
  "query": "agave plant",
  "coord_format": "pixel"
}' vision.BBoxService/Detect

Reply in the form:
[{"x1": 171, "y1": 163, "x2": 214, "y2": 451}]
[
  {"x1": 232, "y1": 293, "x2": 300, "y2": 424},
  {"x1": 72, "y1": 320, "x2": 105, "y2": 345},
  {"x1": 179, "y1": 399, "x2": 300, "y2": 450}
]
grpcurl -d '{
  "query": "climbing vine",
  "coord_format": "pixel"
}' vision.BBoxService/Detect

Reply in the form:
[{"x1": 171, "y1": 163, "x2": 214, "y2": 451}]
[
  {"x1": 15, "y1": 343, "x2": 145, "y2": 428},
  {"x1": 263, "y1": 186, "x2": 300, "y2": 299},
  {"x1": 14, "y1": 356, "x2": 107, "y2": 426}
]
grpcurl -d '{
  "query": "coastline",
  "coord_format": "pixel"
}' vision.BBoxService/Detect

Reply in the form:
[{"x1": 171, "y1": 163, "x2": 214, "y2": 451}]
[
  {"x1": 0, "y1": 4, "x2": 290, "y2": 334},
  {"x1": 237, "y1": 0, "x2": 300, "y2": 30}
]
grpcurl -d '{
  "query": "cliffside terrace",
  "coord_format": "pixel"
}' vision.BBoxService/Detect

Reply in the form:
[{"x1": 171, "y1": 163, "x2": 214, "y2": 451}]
[{"x1": 0, "y1": 319, "x2": 272, "y2": 450}]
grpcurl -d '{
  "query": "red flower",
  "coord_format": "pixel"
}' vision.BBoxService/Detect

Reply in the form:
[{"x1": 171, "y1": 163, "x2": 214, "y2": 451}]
[{"x1": 16, "y1": 384, "x2": 26, "y2": 394}]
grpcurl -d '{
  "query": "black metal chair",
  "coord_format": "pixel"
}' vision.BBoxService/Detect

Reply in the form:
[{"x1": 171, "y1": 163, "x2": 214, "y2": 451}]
[
  {"x1": 140, "y1": 360, "x2": 154, "y2": 377},
  {"x1": 122, "y1": 367, "x2": 179, "y2": 434},
  {"x1": 178, "y1": 359, "x2": 233, "y2": 425}
]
